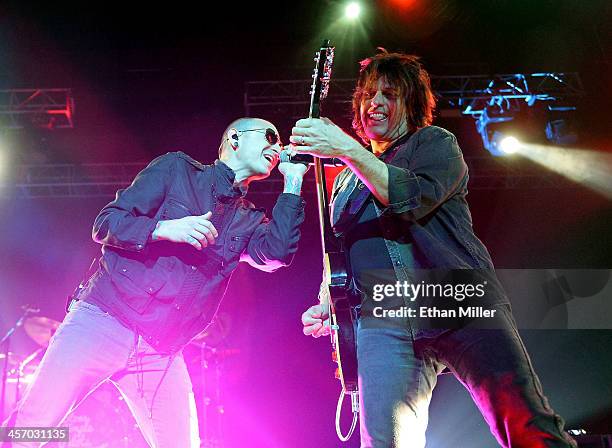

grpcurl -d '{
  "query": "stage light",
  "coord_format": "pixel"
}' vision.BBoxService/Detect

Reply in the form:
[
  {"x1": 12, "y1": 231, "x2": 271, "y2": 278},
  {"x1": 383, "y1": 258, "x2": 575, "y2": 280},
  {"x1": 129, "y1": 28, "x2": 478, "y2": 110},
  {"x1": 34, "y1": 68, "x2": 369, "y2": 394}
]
[
  {"x1": 345, "y1": 2, "x2": 361, "y2": 19},
  {"x1": 499, "y1": 136, "x2": 521, "y2": 154},
  {"x1": 487, "y1": 131, "x2": 521, "y2": 157},
  {"x1": 546, "y1": 118, "x2": 577, "y2": 146}
]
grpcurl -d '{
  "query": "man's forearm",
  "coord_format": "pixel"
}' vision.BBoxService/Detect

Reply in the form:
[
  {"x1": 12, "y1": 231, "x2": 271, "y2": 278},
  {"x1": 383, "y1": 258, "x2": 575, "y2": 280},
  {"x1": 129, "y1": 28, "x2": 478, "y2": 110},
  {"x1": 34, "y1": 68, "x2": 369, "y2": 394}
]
[
  {"x1": 342, "y1": 145, "x2": 389, "y2": 206},
  {"x1": 283, "y1": 174, "x2": 304, "y2": 195}
]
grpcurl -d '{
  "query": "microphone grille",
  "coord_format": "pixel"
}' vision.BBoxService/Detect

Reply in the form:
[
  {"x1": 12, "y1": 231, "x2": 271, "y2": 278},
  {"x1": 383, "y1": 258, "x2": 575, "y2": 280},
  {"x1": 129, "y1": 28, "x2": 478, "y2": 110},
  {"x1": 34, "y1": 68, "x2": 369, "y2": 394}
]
[{"x1": 279, "y1": 151, "x2": 292, "y2": 163}]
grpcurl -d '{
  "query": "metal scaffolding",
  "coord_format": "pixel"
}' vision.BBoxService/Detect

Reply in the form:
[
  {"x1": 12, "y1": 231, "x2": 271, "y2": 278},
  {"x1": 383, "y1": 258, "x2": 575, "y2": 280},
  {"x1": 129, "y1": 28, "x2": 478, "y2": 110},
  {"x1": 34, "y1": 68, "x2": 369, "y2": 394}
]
[
  {"x1": 0, "y1": 88, "x2": 75, "y2": 129},
  {"x1": 244, "y1": 73, "x2": 584, "y2": 118},
  {"x1": 0, "y1": 157, "x2": 574, "y2": 199}
]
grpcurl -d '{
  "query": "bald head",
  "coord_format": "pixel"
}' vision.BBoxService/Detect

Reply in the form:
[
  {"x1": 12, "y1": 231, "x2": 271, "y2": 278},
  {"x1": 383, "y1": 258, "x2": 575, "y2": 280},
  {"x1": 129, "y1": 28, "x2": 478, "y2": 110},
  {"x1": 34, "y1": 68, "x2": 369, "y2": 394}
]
[
  {"x1": 219, "y1": 117, "x2": 274, "y2": 152},
  {"x1": 217, "y1": 117, "x2": 281, "y2": 184}
]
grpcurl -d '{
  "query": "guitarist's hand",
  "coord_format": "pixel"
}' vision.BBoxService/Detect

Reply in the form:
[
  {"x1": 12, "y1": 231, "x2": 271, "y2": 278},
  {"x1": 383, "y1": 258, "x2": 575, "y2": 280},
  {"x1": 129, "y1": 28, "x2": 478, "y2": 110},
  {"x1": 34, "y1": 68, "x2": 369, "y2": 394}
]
[
  {"x1": 290, "y1": 117, "x2": 364, "y2": 160},
  {"x1": 302, "y1": 304, "x2": 330, "y2": 338}
]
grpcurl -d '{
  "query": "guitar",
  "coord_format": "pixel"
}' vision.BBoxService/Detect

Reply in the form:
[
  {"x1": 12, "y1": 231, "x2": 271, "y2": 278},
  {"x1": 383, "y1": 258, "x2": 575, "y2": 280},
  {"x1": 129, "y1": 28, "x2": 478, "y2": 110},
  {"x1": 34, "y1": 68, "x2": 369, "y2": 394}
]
[{"x1": 307, "y1": 41, "x2": 360, "y2": 426}]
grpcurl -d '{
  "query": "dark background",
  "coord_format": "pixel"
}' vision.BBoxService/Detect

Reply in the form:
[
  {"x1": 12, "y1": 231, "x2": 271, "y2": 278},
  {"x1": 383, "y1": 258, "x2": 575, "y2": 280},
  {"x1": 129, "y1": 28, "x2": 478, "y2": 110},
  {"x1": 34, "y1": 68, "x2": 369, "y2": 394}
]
[{"x1": 1, "y1": 1, "x2": 611, "y2": 447}]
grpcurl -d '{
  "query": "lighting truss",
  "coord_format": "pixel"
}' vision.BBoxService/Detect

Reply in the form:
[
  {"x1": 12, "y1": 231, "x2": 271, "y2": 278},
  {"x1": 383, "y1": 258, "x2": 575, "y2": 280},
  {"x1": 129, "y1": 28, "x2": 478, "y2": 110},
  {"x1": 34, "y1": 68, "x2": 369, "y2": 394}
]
[
  {"x1": 0, "y1": 88, "x2": 75, "y2": 129},
  {"x1": 244, "y1": 78, "x2": 356, "y2": 119}
]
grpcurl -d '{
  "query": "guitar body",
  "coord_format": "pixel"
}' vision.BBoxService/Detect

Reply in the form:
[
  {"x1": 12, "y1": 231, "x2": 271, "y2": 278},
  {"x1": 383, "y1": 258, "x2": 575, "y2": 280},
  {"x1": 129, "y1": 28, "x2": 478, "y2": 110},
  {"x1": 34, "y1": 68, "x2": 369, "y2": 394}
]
[{"x1": 326, "y1": 251, "x2": 359, "y2": 393}]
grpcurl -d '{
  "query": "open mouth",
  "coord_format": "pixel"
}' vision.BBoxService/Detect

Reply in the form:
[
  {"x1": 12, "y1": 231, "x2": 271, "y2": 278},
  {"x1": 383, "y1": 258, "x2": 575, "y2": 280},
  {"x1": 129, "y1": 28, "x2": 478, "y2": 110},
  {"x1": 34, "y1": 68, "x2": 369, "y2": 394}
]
[
  {"x1": 368, "y1": 112, "x2": 388, "y2": 122},
  {"x1": 263, "y1": 153, "x2": 275, "y2": 164}
]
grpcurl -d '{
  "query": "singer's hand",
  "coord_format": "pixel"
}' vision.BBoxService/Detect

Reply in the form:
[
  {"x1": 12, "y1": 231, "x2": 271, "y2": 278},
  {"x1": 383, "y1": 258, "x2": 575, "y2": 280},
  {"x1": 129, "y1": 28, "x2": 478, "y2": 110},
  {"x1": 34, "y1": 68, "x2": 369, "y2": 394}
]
[
  {"x1": 278, "y1": 153, "x2": 309, "y2": 195},
  {"x1": 302, "y1": 303, "x2": 331, "y2": 338},
  {"x1": 278, "y1": 159, "x2": 309, "y2": 178},
  {"x1": 151, "y1": 211, "x2": 218, "y2": 250},
  {"x1": 290, "y1": 117, "x2": 363, "y2": 160}
]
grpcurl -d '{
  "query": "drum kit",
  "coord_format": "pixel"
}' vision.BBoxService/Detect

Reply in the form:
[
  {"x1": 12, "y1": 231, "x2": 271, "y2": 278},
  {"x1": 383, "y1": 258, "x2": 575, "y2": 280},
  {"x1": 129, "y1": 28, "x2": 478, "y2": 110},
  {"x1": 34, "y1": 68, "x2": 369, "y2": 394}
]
[
  {"x1": 0, "y1": 309, "x2": 147, "y2": 447},
  {"x1": 1, "y1": 308, "x2": 239, "y2": 448},
  {"x1": 1, "y1": 313, "x2": 59, "y2": 421}
]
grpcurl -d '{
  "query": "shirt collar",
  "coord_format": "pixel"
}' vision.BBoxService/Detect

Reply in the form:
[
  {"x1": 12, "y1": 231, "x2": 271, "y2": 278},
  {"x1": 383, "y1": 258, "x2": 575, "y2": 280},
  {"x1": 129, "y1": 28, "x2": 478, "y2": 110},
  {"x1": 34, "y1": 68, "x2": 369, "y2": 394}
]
[
  {"x1": 214, "y1": 160, "x2": 245, "y2": 201},
  {"x1": 376, "y1": 131, "x2": 414, "y2": 161}
]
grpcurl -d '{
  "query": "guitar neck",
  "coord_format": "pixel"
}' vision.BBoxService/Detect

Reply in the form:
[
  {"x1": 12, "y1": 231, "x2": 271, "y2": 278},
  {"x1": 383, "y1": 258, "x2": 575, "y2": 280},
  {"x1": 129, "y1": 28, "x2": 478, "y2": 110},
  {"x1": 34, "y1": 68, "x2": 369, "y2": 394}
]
[
  {"x1": 308, "y1": 40, "x2": 340, "y2": 256},
  {"x1": 314, "y1": 158, "x2": 340, "y2": 254}
]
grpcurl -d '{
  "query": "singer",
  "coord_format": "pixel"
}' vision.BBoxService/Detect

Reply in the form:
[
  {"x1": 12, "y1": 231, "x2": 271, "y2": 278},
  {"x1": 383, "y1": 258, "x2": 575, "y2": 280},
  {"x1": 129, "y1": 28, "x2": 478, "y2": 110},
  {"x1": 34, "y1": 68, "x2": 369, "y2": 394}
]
[
  {"x1": 296, "y1": 50, "x2": 576, "y2": 448},
  {"x1": 6, "y1": 117, "x2": 308, "y2": 448}
]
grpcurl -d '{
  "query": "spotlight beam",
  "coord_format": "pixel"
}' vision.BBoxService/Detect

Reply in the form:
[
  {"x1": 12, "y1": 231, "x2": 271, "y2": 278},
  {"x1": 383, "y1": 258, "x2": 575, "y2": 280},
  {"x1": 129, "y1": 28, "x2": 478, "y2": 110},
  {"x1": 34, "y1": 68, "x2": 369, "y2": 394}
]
[{"x1": 514, "y1": 144, "x2": 612, "y2": 200}]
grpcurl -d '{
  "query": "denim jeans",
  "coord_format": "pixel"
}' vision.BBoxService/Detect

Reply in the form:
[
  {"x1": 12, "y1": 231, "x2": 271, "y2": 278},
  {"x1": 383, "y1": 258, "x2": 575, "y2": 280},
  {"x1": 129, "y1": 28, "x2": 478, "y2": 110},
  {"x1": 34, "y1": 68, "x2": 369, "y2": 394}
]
[
  {"x1": 357, "y1": 305, "x2": 577, "y2": 448},
  {"x1": 8, "y1": 300, "x2": 199, "y2": 447}
]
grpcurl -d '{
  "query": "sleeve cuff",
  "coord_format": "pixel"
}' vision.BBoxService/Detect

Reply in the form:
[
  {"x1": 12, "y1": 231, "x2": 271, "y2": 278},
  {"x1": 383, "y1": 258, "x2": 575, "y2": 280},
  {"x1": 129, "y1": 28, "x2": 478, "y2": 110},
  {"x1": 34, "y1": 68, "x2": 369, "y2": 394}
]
[
  {"x1": 276, "y1": 192, "x2": 306, "y2": 211},
  {"x1": 134, "y1": 217, "x2": 160, "y2": 251},
  {"x1": 380, "y1": 164, "x2": 421, "y2": 216}
]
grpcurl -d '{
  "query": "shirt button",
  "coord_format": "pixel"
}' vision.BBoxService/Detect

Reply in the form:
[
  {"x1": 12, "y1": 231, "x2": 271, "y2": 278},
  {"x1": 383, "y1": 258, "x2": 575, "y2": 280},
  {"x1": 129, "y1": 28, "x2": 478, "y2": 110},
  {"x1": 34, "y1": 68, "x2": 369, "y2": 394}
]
[
  {"x1": 174, "y1": 303, "x2": 181, "y2": 310},
  {"x1": 121, "y1": 268, "x2": 127, "y2": 273},
  {"x1": 136, "y1": 244, "x2": 143, "y2": 250},
  {"x1": 147, "y1": 287, "x2": 154, "y2": 293},
  {"x1": 191, "y1": 265, "x2": 197, "y2": 271},
  {"x1": 357, "y1": 183, "x2": 365, "y2": 190}
]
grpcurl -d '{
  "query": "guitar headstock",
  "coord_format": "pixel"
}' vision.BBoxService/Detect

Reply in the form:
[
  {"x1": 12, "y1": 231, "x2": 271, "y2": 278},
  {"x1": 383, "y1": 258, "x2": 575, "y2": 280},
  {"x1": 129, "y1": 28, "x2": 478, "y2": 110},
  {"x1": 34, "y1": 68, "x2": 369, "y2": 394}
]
[
  {"x1": 309, "y1": 40, "x2": 335, "y2": 119},
  {"x1": 320, "y1": 45, "x2": 334, "y2": 100}
]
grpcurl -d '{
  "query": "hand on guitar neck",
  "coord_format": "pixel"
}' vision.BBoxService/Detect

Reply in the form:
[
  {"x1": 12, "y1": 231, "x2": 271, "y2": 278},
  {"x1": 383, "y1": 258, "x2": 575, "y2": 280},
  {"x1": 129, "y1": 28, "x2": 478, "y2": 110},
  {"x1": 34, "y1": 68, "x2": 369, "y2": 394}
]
[{"x1": 301, "y1": 282, "x2": 331, "y2": 338}]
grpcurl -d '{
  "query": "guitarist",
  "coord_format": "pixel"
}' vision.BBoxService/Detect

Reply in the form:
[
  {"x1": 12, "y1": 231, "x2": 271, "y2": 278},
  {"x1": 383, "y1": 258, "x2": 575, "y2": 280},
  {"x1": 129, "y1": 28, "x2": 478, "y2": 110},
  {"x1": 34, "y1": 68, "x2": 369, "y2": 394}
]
[{"x1": 297, "y1": 50, "x2": 576, "y2": 448}]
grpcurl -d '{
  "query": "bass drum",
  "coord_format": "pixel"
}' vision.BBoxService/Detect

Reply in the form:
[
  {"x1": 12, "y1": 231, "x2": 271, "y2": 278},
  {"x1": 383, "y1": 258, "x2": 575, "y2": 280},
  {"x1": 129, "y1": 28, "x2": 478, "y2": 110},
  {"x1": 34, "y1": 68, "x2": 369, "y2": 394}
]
[{"x1": 60, "y1": 382, "x2": 148, "y2": 448}]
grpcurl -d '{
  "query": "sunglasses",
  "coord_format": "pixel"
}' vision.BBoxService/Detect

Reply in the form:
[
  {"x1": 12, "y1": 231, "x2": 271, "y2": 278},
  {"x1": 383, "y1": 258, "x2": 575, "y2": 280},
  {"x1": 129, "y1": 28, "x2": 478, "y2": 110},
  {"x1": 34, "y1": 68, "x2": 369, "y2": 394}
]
[{"x1": 236, "y1": 128, "x2": 282, "y2": 146}]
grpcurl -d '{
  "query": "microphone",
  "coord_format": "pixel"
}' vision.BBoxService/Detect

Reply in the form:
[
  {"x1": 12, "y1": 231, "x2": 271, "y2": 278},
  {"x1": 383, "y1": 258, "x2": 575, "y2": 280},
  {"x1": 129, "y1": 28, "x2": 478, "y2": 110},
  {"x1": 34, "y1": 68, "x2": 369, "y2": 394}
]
[{"x1": 279, "y1": 150, "x2": 344, "y2": 166}]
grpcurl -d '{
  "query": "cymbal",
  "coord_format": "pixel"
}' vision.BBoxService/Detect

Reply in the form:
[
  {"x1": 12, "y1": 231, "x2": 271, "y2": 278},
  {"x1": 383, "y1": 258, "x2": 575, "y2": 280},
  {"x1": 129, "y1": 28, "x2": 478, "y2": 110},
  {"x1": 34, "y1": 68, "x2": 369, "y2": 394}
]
[{"x1": 24, "y1": 316, "x2": 61, "y2": 347}]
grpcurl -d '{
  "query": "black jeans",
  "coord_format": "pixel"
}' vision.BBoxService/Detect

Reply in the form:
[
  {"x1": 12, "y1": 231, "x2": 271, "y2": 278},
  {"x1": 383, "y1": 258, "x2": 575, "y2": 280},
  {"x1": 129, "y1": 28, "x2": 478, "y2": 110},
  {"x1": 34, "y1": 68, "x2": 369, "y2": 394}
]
[{"x1": 357, "y1": 305, "x2": 577, "y2": 447}]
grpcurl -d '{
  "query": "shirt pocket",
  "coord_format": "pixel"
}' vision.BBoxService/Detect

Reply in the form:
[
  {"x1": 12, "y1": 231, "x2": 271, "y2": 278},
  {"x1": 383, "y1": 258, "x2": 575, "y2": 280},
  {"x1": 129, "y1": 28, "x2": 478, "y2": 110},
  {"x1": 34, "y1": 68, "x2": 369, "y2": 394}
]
[
  {"x1": 227, "y1": 234, "x2": 250, "y2": 254},
  {"x1": 111, "y1": 258, "x2": 170, "y2": 313}
]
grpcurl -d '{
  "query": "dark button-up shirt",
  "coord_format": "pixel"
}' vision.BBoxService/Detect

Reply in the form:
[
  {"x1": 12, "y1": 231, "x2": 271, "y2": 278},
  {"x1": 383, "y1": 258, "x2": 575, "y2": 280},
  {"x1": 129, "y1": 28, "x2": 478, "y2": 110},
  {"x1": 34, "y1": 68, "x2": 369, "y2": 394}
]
[
  {"x1": 80, "y1": 151, "x2": 305, "y2": 353},
  {"x1": 331, "y1": 126, "x2": 509, "y2": 335}
]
